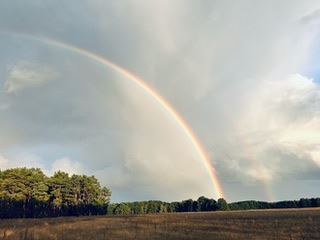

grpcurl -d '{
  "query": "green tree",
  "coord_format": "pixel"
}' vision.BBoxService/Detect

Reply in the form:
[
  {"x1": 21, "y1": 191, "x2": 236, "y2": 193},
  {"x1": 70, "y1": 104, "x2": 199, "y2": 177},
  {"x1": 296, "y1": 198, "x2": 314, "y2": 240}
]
[
  {"x1": 113, "y1": 203, "x2": 131, "y2": 215},
  {"x1": 70, "y1": 174, "x2": 111, "y2": 206},
  {"x1": 0, "y1": 167, "x2": 111, "y2": 218},
  {"x1": 217, "y1": 198, "x2": 229, "y2": 211},
  {"x1": 48, "y1": 171, "x2": 73, "y2": 208},
  {"x1": 107, "y1": 203, "x2": 117, "y2": 214},
  {"x1": 0, "y1": 168, "x2": 49, "y2": 216},
  {"x1": 0, "y1": 168, "x2": 48, "y2": 201},
  {"x1": 197, "y1": 196, "x2": 217, "y2": 211},
  {"x1": 181, "y1": 199, "x2": 195, "y2": 212}
]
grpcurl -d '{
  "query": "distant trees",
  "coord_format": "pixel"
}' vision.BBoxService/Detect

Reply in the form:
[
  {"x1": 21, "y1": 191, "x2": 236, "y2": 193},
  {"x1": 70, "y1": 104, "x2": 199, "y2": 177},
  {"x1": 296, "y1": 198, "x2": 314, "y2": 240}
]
[
  {"x1": 197, "y1": 196, "x2": 218, "y2": 211},
  {"x1": 106, "y1": 197, "x2": 228, "y2": 216},
  {"x1": 113, "y1": 203, "x2": 131, "y2": 215},
  {"x1": 1, "y1": 168, "x2": 320, "y2": 219},
  {"x1": 106, "y1": 197, "x2": 320, "y2": 216},
  {"x1": 0, "y1": 168, "x2": 111, "y2": 218},
  {"x1": 228, "y1": 198, "x2": 320, "y2": 211},
  {"x1": 217, "y1": 198, "x2": 230, "y2": 211},
  {"x1": 168, "y1": 197, "x2": 219, "y2": 212},
  {"x1": 107, "y1": 201, "x2": 171, "y2": 215}
]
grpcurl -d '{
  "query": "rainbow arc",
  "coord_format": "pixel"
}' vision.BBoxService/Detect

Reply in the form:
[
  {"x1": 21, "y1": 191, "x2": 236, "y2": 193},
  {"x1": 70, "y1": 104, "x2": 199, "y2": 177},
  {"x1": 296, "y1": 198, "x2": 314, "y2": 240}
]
[{"x1": 0, "y1": 32, "x2": 224, "y2": 199}]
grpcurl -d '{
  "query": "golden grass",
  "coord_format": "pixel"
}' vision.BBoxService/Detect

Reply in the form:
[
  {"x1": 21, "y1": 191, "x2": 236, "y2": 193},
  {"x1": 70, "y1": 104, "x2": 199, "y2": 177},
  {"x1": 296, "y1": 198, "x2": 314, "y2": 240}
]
[{"x1": 0, "y1": 208, "x2": 319, "y2": 240}]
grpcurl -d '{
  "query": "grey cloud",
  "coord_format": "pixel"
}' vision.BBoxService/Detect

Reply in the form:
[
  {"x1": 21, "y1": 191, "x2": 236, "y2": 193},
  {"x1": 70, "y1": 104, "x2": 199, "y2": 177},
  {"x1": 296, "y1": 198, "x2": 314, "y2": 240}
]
[
  {"x1": 301, "y1": 9, "x2": 320, "y2": 24},
  {"x1": 4, "y1": 61, "x2": 58, "y2": 93},
  {"x1": 0, "y1": 0, "x2": 320, "y2": 202}
]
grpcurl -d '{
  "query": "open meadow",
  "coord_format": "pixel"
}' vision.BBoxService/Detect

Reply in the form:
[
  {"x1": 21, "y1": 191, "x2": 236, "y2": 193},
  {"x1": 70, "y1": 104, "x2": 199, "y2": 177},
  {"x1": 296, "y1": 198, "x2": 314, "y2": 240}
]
[{"x1": 0, "y1": 208, "x2": 319, "y2": 240}]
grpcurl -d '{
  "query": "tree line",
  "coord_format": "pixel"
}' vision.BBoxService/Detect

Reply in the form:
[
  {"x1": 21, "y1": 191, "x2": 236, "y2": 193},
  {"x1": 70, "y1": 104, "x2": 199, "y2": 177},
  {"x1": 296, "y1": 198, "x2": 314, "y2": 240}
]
[
  {"x1": 0, "y1": 168, "x2": 111, "y2": 218},
  {"x1": 107, "y1": 197, "x2": 229, "y2": 215},
  {"x1": 0, "y1": 167, "x2": 319, "y2": 218},
  {"x1": 108, "y1": 197, "x2": 320, "y2": 215},
  {"x1": 228, "y1": 198, "x2": 320, "y2": 211}
]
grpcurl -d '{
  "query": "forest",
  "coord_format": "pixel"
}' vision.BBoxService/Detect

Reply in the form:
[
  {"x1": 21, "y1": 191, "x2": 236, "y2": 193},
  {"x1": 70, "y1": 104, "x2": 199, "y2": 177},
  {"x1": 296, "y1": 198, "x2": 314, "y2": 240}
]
[
  {"x1": 0, "y1": 168, "x2": 111, "y2": 218},
  {"x1": 0, "y1": 167, "x2": 319, "y2": 218}
]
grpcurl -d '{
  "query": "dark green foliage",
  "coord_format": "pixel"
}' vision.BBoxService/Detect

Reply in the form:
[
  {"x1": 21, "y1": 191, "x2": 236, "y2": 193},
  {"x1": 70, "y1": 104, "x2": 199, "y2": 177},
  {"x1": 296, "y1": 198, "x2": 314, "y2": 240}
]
[
  {"x1": 228, "y1": 200, "x2": 270, "y2": 210},
  {"x1": 1, "y1": 168, "x2": 319, "y2": 218},
  {"x1": 113, "y1": 203, "x2": 131, "y2": 215},
  {"x1": 107, "y1": 197, "x2": 320, "y2": 216},
  {"x1": 197, "y1": 196, "x2": 218, "y2": 211},
  {"x1": 0, "y1": 168, "x2": 111, "y2": 218},
  {"x1": 217, "y1": 198, "x2": 230, "y2": 211},
  {"x1": 228, "y1": 198, "x2": 320, "y2": 211},
  {"x1": 110, "y1": 201, "x2": 171, "y2": 215}
]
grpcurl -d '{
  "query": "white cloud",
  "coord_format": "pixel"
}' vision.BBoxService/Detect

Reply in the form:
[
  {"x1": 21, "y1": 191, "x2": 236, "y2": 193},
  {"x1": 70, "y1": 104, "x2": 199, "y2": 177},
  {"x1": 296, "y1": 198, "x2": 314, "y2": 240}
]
[
  {"x1": 0, "y1": 153, "x2": 45, "y2": 170},
  {"x1": 301, "y1": 9, "x2": 320, "y2": 25},
  {"x1": 4, "y1": 61, "x2": 58, "y2": 94},
  {"x1": 309, "y1": 148, "x2": 320, "y2": 166},
  {"x1": 0, "y1": 153, "x2": 84, "y2": 177},
  {"x1": 234, "y1": 74, "x2": 320, "y2": 181},
  {"x1": 1, "y1": 0, "x2": 320, "y2": 201},
  {"x1": 50, "y1": 157, "x2": 85, "y2": 176},
  {"x1": 247, "y1": 168, "x2": 274, "y2": 182}
]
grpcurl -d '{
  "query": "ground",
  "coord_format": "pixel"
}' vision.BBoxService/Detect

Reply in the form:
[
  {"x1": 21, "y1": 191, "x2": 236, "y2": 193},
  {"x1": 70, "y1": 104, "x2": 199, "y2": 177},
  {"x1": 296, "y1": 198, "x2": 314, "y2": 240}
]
[{"x1": 0, "y1": 208, "x2": 320, "y2": 240}]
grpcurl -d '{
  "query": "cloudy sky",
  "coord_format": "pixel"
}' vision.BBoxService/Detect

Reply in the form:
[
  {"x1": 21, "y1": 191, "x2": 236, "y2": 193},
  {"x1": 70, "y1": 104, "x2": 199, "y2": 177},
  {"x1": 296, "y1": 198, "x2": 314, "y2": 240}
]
[{"x1": 0, "y1": 0, "x2": 320, "y2": 202}]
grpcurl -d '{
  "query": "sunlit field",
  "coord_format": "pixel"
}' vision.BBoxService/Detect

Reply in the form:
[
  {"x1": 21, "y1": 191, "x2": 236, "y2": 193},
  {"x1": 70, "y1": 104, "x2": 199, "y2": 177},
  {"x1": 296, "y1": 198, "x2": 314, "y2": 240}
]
[{"x1": 1, "y1": 208, "x2": 319, "y2": 240}]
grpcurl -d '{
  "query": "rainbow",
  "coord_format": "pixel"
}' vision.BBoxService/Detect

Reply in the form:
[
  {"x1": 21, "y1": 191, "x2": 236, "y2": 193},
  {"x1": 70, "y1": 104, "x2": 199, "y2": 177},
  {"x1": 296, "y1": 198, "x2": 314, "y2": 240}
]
[
  {"x1": 239, "y1": 138, "x2": 274, "y2": 201},
  {"x1": 0, "y1": 32, "x2": 224, "y2": 199}
]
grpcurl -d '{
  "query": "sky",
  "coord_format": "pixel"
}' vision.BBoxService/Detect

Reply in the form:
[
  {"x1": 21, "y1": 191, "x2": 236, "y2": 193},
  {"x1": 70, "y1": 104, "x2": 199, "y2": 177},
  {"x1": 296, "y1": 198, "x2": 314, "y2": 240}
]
[{"x1": 0, "y1": 0, "x2": 320, "y2": 202}]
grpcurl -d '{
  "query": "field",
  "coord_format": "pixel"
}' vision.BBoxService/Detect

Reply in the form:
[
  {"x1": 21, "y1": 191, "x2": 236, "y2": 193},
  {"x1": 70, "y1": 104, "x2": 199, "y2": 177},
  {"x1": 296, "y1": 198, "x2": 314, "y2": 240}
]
[{"x1": 0, "y1": 208, "x2": 319, "y2": 240}]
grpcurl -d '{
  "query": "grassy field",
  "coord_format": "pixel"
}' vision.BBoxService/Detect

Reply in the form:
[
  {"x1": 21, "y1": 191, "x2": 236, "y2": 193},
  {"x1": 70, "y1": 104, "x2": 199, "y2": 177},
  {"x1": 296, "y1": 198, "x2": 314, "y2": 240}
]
[{"x1": 0, "y1": 208, "x2": 319, "y2": 240}]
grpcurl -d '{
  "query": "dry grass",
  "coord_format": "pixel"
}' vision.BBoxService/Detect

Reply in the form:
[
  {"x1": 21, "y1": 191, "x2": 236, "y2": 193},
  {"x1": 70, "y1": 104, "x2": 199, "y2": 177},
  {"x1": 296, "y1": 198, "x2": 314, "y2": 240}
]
[{"x1": 0, "y1": 208, "x2": 319, "y2": 240}]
